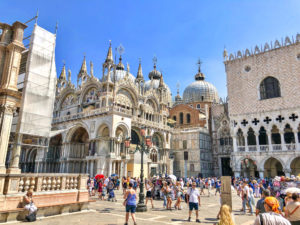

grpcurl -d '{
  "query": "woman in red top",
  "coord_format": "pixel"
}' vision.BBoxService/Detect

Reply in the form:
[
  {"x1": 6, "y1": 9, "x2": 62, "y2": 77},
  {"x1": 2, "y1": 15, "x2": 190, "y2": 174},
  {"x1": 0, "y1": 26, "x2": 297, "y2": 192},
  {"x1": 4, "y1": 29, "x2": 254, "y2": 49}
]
[{"x1": 98, "y1": 179, "x2": 103, "y2": 200}]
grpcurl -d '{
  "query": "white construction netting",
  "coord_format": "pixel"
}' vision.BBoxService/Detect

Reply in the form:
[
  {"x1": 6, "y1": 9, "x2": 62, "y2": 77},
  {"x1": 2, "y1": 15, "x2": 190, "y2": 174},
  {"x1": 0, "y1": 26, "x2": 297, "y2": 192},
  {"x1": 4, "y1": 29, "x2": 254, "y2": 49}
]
[{"x1": 19, "y1": 25, "x2": 56, "y2": 137}]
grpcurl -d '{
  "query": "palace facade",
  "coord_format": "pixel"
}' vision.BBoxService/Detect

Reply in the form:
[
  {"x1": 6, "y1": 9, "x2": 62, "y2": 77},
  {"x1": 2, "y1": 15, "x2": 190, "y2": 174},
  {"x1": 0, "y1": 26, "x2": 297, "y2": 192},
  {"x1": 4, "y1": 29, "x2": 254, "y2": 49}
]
[{"x1": 224, "y1": 34, "x2": 300, "y2": 178}]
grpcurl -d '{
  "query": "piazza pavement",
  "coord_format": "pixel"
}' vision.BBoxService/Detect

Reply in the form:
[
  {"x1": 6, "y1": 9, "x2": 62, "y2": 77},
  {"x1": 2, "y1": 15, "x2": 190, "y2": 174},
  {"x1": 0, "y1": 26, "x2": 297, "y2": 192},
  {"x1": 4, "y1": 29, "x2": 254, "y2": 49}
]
[{"x1": 8, "y1": 189, "x2": 256, "y2": 225}]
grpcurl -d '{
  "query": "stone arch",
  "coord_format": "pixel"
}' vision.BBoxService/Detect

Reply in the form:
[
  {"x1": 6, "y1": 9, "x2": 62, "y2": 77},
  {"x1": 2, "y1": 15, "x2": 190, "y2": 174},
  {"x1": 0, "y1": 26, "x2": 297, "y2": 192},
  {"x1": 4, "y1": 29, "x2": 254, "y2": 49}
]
[
  {"x1": 131, "y1": 127, "x2": 141, "y2": 145},
  {"x1": 97, "y1": 123, "x2": 111, "y2": 138},
  {"x1": 271, "y1": 125, "x2": 281, "y2": 144},
  {"x1": 116, "y1": 86, "x2": 138, "y2": 107},
  {"x1": 259, "y1": 156, "x2": 286, "y2": 172},
  {"x1": 145, "y1": 97, "x2": 159, "y2": 112},
  {"x1": 58, "y1": 90, "x2": 77, "y2": 110},
  {"x1": 247, "y1": 127, "x2": 256, "y2": 145},
  {"x1": 150, "y1": 149, "x2": 158, "y2": 163},
  {"x1": 290, "y1": 157, "x2": 300, "y2": 176},
  {"x1": 259, "y1": 76, "x2": 281, "y2": 100},
  {"x1": 263, "y1": 157, "x2": 285, "y2": 177},
  {"x1": 65, "y1": 122, "x2": 90, "y2": 143},
  {"x1": 258, "y1": 126, "x2": 268, "y2": 145},
  {"x1": 152, "y1": 132, "x2": 164, "y2": 148},
  {"x1": 113, "y1": 122, "x2": 130, "y2": 139},
  {"x1": 80, "y1": 85, "x2": 100, "y2": 105},
  {"x1": 284, "y1": 123, "x2": 295, "y2": 144},
  {"x1": 240, "y1": 157, "x2": 258, "y2": 178},
  {"x1": 24, "y1": 149, "x2": 37, "y2": 173}
]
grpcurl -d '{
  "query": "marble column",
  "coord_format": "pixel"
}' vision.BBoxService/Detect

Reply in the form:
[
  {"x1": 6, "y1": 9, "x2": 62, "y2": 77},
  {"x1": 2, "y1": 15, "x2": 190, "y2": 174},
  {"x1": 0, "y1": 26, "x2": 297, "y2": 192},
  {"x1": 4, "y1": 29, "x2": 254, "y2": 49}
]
[
  {"x1": 120, "y1": 161, "x2": 124, "y2": 178},
  {"x1": 267, "y1": 131, "x2": 272, "y2": 151},
  {"x1": 0, "y1": 105, "x2": 15, "y2": 173},
  {"x1": 90, "y1": 160, "x2": 94, "y2": 177},
  {"x1": 112, "y1": 161, "x2": 116, "y2": 174},
  {"x1": 8, "y1": 133, "x2": 23, "y2": 173},
  {"x1": 86, "y1": 160, "x2": 90, "y2": 174},
  {"x1": 108, "y1": 160, "x2": 112, "y2": 176},
  {"x1": 293, "y1": 130, "x2": 299, "y2": 150},
  {"x1": 255, "y1": 133, "x2": 259, "y2": 151},
  {"x1": 280, "y1": 131, "x2": 285, "y2": 151},
  {"x1": 244, "y1": 135, "x2": 248, "y2": 152},
  {"x1": 232, "y1": 136, "x2": 238, "y2": 152}
]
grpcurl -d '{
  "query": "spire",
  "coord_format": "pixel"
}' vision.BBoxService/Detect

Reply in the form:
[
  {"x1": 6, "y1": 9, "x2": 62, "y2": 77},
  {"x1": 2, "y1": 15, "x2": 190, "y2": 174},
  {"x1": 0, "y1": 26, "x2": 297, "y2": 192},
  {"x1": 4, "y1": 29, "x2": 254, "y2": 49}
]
[
  {"x1": 105, "y1": 40, "x2": 114, "y2": 64},
  {"x1": 126, "y1": 62, "x2": 130, "y2": 73},
  {"x1": 67, "y1": 69, "x2": 71, "y2": 83},
  {"x1": 90, "y1": 61, "x2": 94, "y2": 77},
  {"x1": 79, "y1": 55, "x2": 87, "y2": 74},
  {"x1": 59, "y1": 63, "x2": 66, "y2": 80},
  {"x1": 195, "y1": 58, "x2": 205, "y2": 81},
  {"x1": 159, "y1": 73, "x2": 164, "y2": 88},
  {"x1": 116, "y1": 55, "x2": 124, "y2": 70},
  {"x1": 223, "y1": 46, "x2": 228, "y2": 61},
  {"x1": 136, "y1": 58, "x2": 144, "y2": 80}
]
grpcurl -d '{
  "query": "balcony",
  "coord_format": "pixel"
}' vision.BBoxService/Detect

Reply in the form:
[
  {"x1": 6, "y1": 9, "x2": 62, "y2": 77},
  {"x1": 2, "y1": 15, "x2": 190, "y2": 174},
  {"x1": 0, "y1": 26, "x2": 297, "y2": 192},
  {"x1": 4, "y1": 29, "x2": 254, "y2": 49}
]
[
  {"x1": 237, "y1": 143, "x2": 298, "y2": 152},
  {"x1": 52, "y1": 106, "x2": 132, "y2": 124}
]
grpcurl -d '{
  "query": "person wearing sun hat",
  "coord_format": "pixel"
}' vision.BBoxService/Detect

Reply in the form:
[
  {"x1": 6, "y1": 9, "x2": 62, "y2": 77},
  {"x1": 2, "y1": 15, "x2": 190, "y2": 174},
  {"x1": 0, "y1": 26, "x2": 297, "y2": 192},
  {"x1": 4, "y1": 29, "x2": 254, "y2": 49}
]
[{"x1": 254, "y1": 196, "x2": 291, "y2": 225}]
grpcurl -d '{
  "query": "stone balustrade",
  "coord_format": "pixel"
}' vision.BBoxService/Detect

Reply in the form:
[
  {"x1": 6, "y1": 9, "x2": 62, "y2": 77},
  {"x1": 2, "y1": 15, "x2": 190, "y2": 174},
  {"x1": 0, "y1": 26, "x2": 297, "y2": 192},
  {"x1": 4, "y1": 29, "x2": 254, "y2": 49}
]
[
  {"x1": 17, "y1": 174, "x2": 82, "y2": 193},
  {"x1": 1, "y1": 173, "x2": 89, "y2": 211},
  {"x1": 237, "y1": 144, "x2": 298, "y2": 152},
  {"x1": 52, "y1": 105, "x2": 133, "y2": 124}
]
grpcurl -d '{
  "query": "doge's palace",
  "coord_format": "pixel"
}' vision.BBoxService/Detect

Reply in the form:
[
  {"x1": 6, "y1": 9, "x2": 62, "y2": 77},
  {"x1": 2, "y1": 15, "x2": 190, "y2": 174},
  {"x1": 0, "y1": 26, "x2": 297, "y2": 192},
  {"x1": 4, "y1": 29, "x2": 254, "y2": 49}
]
[{"x1": 225, "y1": 34, "x2": 300, "y2": 178}]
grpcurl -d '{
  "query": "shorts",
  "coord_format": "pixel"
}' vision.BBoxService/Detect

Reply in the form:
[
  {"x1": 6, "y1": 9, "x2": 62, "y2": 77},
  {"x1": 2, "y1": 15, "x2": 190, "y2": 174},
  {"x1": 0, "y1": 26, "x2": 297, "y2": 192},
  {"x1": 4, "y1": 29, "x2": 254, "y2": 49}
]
[
  {"x1": 146, "y1": 191, "x2": 152, "y2": 198},
  {"x1": 126, "y1": 205, "x2": 136, "y2": 213},
  {"x1": 189, "y1": 202, "x2": 199, "y2": 211},
  {"x1": 216, "y1": 188, "x2": 220, "y2": 193}
]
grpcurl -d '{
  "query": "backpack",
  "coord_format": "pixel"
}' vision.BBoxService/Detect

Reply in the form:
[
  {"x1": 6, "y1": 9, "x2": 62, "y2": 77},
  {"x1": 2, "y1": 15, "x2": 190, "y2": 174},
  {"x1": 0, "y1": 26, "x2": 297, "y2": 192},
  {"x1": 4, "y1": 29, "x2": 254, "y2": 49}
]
[{"x1": 26, "y1": 213, "x2": 36, "y2": 222}]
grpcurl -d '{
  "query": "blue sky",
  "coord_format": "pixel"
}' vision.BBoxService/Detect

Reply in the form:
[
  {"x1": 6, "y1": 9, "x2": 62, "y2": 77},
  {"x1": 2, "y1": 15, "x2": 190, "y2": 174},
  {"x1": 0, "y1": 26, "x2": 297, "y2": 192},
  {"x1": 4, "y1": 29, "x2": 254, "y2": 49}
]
[{"x1": 1, "y1": 0, "x2": 300, "y2": 99}]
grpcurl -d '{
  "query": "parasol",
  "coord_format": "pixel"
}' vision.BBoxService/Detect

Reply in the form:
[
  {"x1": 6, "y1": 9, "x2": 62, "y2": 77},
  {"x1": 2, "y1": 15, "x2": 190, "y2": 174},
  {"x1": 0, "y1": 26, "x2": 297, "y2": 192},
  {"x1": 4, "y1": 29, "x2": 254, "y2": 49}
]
[
  {"x1": 282, "y1": 187, "x2": 300, "y2": 194},
  {"x1": 111, "y1": 173, "x2": 118, "y2": 177},
  {"x1": 168, "y1": 174, "x2": 177, "y2": 182},
  {"x1": 95, "y1": 174, "x2": 105, "y2": 180}
]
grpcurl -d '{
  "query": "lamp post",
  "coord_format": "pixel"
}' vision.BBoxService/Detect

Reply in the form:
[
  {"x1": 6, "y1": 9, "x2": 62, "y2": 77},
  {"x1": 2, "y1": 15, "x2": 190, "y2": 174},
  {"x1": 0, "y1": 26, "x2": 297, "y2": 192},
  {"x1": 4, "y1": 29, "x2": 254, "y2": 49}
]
[{"x1": 129, "y1": 127, "x2": 152, "y2": 212}]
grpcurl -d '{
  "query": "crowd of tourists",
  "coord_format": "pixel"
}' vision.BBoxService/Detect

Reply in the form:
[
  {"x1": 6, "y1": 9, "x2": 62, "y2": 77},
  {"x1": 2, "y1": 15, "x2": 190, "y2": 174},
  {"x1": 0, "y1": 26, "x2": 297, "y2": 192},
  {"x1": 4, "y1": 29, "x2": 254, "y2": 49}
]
[{"x1": 86, "y1": 174, "x2": 300, "y2": 225}]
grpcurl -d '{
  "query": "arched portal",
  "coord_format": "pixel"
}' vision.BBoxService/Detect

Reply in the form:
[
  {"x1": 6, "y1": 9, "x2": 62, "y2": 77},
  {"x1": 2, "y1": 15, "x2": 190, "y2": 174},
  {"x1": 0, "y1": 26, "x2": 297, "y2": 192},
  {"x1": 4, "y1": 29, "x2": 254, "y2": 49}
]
[
  {"x1": 264, "y1": 157, "x2": 284, "y2": 177},
  {"x1": 24, "y1": 149, "x2": 37, "y2": 173},
  {"x1": 131, "y1": 129, "x2": 140, "y2": 145},
  {"x1": 291, "y1": 157, "x2": 300, "y2": 176},
  {"x1": 48, "y1": 134, "x2": 63, "y2": 173},
  {"x1": 241, "y1": 158, "x2": 257, "y2": 178},
  {"x1": 68, "y1": 127, "x2": 89, "y2": 173}
]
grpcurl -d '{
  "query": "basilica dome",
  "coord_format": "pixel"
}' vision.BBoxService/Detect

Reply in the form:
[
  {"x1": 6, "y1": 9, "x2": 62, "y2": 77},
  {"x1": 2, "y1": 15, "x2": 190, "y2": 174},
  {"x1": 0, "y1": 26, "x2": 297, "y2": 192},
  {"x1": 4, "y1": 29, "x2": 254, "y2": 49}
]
[
  {"x1": 182, "y1": 70, "x2": 219, "y2": 103},
  {"x1": 102, "y1": 69, "x2": 135, "y2": 82}
]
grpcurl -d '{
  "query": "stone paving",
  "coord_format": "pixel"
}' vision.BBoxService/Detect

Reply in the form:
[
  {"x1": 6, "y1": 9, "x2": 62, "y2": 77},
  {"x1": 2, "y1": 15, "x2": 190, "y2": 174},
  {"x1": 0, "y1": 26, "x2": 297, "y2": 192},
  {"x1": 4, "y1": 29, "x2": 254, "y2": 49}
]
[{"x1": 12, "y1": 189, "x2": 256, "y2": 225}]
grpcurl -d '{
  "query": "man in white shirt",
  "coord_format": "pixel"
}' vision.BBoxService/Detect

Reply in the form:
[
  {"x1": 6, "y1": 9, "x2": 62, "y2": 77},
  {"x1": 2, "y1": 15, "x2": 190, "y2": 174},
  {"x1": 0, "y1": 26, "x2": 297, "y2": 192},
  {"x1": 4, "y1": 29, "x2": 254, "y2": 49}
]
[
  {"x1": 242, "y1": 182, "x2": 254, "y2": 215},
  {"x1": 207, "y1": 178, "x2": 212, "y2": 197},
  {"x1": 187, "y1": 182, "x2": 201, "y2": 223}
]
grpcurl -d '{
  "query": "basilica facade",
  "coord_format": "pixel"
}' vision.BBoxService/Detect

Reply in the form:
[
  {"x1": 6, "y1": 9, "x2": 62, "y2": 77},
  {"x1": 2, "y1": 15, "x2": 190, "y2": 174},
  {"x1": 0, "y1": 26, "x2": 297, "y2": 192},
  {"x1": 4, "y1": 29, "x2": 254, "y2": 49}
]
[{"x1": 47, "y1": 43, "x2": 173, "y2": 178}]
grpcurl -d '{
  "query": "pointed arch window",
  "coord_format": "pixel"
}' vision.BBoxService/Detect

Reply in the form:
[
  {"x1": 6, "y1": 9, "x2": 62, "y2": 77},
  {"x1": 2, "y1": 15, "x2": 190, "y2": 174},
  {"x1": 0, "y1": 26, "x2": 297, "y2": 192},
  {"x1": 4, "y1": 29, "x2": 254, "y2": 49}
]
[{"x1": 260, "y1": 77, "x2": 281, "y2": 100}]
